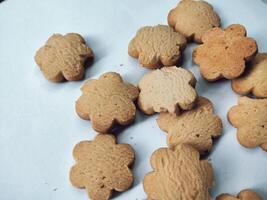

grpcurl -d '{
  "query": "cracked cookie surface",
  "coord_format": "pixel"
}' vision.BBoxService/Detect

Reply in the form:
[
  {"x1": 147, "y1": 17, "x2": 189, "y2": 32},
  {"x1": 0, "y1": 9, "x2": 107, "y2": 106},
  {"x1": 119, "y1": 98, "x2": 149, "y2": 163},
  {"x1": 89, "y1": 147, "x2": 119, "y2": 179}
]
[
  {"x1": 128, "y1": 25, "x2": 186, "y2": 68},
  {"x1": 168, "y1": 0, "x2": 220, "y2": 43},
  {"x1": 143, "y1": 144, "x2": 214, "y2": 200},
  {"x1": 157, "y1": 97, "x2": 222, "y2": 154},
  {"x1": 35, "y1": 33, "x2": 93, "y2": 82}
]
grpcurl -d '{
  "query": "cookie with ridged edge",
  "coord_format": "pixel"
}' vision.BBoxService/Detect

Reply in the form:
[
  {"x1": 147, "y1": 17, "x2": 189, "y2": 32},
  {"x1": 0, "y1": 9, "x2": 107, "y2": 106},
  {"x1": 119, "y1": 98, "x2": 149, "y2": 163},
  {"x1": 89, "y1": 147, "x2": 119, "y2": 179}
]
[
  {"x1": 143, "y1": 144, "x2": 214, "y2": 200},
  {"x1": 157, "y1": 97, "x2": 222, "y2": 154},
  {"x1": 168, "y1": 0, "x2": 220, "y2": 43},
  {"x1": 193, "y1": 24, "x2": 257, "y2": 81},
  {"x1": 216, "y1": 189, "x2": 263, "y2": 200},
  {"x1": 232, "y1": 53, "x2": 267, "y2": 98},
  {"x1": 128, "y1": 25, "x2": 187, "y2": 69},
  {"x1": 228, "y1": 97, "x2": 267, "y2": 151},
  {"x1": 35, "y1": 33, "x2": 93, "y2": 82},
  {"x1": 138, "y1": 66, "x2": 197, "y2": 115},
  {"x1": 70, "y1": 134, "x2": 135, "y2": 200},
  {"x1": 76, "y1": 72, "x2": 139, "y2": 133}
]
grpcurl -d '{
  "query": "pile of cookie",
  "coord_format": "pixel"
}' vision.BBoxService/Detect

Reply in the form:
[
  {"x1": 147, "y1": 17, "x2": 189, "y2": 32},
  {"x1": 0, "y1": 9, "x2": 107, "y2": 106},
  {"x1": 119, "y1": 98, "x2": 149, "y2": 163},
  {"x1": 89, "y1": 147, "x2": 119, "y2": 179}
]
[{"x1": 34, "y1": 0, "x2": 267, "y2": 199}]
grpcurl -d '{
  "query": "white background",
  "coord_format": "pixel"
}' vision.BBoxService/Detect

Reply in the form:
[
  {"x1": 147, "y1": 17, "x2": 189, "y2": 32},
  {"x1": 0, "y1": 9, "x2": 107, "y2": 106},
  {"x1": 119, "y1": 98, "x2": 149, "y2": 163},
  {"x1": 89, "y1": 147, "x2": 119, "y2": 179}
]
[{"x1": 0, "y1": 0, "x2": 267, "y2": 199}]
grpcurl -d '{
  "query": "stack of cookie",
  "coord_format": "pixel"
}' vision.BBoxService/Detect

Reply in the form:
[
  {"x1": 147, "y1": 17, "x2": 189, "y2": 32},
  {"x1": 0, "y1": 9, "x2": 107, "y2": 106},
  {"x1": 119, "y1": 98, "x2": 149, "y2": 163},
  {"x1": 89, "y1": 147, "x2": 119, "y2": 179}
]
[{"x1": 34, "y1": 0, "x2": 266, "y2": 199}]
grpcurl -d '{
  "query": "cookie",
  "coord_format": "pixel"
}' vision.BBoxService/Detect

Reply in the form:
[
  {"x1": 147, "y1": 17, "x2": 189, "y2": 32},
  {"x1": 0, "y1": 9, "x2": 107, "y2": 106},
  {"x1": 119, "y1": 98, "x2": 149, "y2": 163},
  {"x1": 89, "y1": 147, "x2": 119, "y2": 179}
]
[
  {"x1": 35, "y1": 33, "x2": 93, "y2": 82},
  {"x1": 228, "y1": 97, "x2": 267, "y2": 151},
  {"x1": 157, "y1": 97, "x2": 222, "y2": 154},
  {"x1": 70, "y1": 134, "x2": 134, "y2": 200},
  {"x1": 128, "y1": 25, "x2": 187, "y2": 69},
  {"x1": 232, "y1": 53, "x2": 267, "y2": 98},
  {"x1": 168, "y1": 0, "x2": 220, "y2": 43},
  {"x1": 193, "y1": 24, "x2": 258, "y2": 81},
  {"x1": 216, "y1": 189, "x2": 263, "y2": 200},
  {"x1": 76, "y1": 72, "x2": 139, "y2": 133},
  {"x1": 143, "y1": 144, "x2": 214, "y2": 200},
  {"x1": 138, "y1": 66, "x2": 197, "y2": 115}
]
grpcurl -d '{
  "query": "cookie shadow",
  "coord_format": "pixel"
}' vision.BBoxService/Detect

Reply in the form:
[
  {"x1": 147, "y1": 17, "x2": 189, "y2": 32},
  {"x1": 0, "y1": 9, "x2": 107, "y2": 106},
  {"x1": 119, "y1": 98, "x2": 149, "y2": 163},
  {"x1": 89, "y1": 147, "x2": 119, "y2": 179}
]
[
  {"x1": 200, "y1": 136, "x2": 222, "y2": 160},
  {"x1": 83, "y1": 35, "x2": 109, "y2": 79},
  {"x1": 110, "y1": 109, "x2": 150, "y2": 136},
  {"x1": 254, "y1": 187, "x2": 267, "y2": 199}
]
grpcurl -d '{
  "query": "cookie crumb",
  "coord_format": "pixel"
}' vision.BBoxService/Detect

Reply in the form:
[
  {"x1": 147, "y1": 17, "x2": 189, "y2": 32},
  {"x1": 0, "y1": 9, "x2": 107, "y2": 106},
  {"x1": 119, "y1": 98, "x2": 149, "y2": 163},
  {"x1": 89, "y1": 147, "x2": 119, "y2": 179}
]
[{"x1": 53, "y1": 188, "x2": 58, "y2": 191}]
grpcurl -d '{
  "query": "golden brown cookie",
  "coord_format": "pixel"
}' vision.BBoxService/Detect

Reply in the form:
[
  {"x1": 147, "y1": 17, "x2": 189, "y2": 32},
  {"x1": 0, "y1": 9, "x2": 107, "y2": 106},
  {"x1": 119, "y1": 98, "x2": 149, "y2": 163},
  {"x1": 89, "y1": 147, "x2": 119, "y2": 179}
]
[
  {"x1": 232, "y1": 53, "x2": 267, "y2": 98},
  {"x1": 228, "y1": 97, "x2": 267, "y2": 151},
  {"x1": 69, "y1": 134, "x2": 135, "y2": 200},
  {"x1": 76, "y1": 72, "x2": 139, "y2": 133},
  {"x1": 168, "y1": 0, "x2": 220, "y2": 43},
  {"x1": 193, "y1": 24, "x2": 258, "y2": 81},
  {"x1": 157, "y1": 97, "x2": 222, "y2": 154},
  {"x1": 143, "y1": 144, "x2": 214, "y2": 200},
  {"x1": 216, "y1": 189, "x2": 263, "y2": 200},
  {"x1": 128, "y1": 25, "x2": 187, "y2": 69},
  {"x1": 35, "y1": 33, "x2": 93, "y2": 82},
  {"x1": 138, "y1": 66, "x2": 197, "y2": 115}
]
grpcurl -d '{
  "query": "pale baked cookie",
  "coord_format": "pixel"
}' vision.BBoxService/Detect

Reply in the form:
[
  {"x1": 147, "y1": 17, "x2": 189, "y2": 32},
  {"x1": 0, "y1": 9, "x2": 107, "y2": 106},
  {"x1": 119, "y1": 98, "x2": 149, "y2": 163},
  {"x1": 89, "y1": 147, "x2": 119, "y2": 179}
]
[
  {"x1": 232, "y1": 53, "x2": 267, "y2": 98},
  {"x1": 128, "y1": 25, "x2": 187, "y2": 69},
  {"x1": 138, "y1": 66, "x2": 197, "y2": 115},
  {"x1": 70, "y1": 134, "x2": 134, "y2": 200},
  {"x1": 35, "y1": 33, "x2": 94, "y2": 82},
  {"x1": 168, "y1": 0, "x2": 220, "y2": 43},
  {"x1": 143, "y1": 144, "x2": 214, "y2": 200},
  {"x1": 157, "y1": 97, "x2": 222, "y2": 154},
  {"x1": 216, "y1": 189, "x2": 263, "y2": 200},
  {"x1": 228, "y1": 97, "x2": 267, "y2": 151},
  {"x1": 76, "y1": 72, "x2": 139, "y2": 133},
  {"x1": 193, "y1": 24, "x2": 258, "y2": 81}
]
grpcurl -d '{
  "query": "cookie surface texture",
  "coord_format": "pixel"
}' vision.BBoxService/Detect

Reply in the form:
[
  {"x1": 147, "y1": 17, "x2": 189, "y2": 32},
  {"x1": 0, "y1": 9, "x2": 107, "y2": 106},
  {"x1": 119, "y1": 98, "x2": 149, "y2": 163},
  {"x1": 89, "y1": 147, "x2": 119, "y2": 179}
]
[
  {"x1": 216, "y1": 189, "x2": 263, "y2": 200},
  {"x1": 193, "y1": 24, "x2": 257, "y2": 81},
  {"x1": 168, "y1": 0, "x2": 220, "y2": 43},
  {"x1": 143, "y1": 144, "x2": 214, "y2": 200},
  {"x1": 157, "y1": 97, "x2": 222, "y2": 153},
  {"x1": 70, "y1": 134, "x2": 135, "y2": 200},
  {"x1": 76, "y1": 72, "x2": 139, "y2": 133},
  {"x1": 138, "y1": 66, "x2": 197, "y2": 115},
  {"x1": 128, "y1": 25, "x2": 187, "y2": 68},
  {"x1": 35, "y1": 33, "x2": 94, "y2": 82},
  {"x1": 232, "y1": 53, "x2": 267, "y2": 98},
  {"x1": 228, "y1": 97, "x2": 267, "y2": 151}
]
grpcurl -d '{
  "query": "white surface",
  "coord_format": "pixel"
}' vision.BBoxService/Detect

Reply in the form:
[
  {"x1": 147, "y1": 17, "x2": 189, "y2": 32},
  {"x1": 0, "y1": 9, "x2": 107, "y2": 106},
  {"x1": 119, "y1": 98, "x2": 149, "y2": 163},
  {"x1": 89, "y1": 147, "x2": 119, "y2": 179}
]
[{"x1": 0, "y1": 0, "x2": 267, "y2": 199}]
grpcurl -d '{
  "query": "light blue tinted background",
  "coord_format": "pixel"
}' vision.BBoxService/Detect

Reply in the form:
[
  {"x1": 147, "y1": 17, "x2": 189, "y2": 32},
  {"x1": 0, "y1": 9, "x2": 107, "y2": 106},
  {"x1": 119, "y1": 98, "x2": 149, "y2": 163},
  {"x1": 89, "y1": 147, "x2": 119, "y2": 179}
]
[{"x1": 0, "y1": 0, "x2": 266, "y2": 199}]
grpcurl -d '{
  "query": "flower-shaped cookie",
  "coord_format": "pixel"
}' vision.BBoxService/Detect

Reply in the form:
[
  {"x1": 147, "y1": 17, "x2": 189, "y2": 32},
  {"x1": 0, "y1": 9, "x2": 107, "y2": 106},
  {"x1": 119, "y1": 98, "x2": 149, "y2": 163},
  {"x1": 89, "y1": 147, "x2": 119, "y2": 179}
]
[
  {"x1": 128, "y1": 25, "x2": 187, "y2": 68},
  {"x1": 168, "y1": 0, "x2": 221, "y2": 43},
  {"x1": 228, "y1": 97, "x2": 267, "y2": 151},
  {"x1": 138, "y1": 66, "x2": 197, "y2": 115},
  {"x1": 193, "y1": 24, "x2": 258, "y2": 81},
  {"x1": 76, "y1": 72, "x2": 139, "y2": 133},
  {"x1": 35, "y1": 33, "x2": 93, "y2": 82},
  {"x1": 216, "y1": 189, "x2": 263, "y2": 200},
  {"x1": 157, "y1": 97, "x2": 222, "y2": 154},
  {"x1": 232, "y1": 53, "x2": 267, "y2": 98},
  {"x1": 143, "y1": 144, "x2": 214, "y2": 200},
  {"x1": 70, "y1": 134, "x2": 135, "y2": 200}
]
